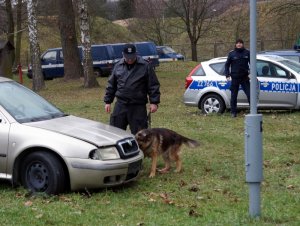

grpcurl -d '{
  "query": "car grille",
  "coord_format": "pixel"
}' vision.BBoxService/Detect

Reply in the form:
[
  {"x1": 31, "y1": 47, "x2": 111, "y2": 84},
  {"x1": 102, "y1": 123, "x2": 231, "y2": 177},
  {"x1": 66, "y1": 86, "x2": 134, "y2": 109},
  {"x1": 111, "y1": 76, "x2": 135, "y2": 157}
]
[{"x1": 116, "y1": 137, "x2": 140, "y2": 159}]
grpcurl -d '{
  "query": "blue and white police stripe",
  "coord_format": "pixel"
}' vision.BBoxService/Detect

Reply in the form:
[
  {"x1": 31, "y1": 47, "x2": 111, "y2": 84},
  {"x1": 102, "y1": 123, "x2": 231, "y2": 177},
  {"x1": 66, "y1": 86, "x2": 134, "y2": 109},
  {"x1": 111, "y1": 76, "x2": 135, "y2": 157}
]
[
  {"x1": 189, "y1": 80, "x2": 300, "y2": 93},
  {"x1": 189, "y1": 80, "x2": 230, "y2": 90}
]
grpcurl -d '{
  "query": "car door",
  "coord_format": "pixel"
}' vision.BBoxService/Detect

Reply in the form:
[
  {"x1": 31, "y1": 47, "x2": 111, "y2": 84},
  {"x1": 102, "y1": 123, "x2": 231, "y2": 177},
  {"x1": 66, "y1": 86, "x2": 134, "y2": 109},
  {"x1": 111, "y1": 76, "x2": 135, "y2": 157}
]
[
  {"x1": 56, "y1": 49, "x2": 64, "y2": 77},
  {"x1": 41, "y1": 50, "x2": 61, "y2": 78},
  {"x1": 0, "y1": 110, "x2": 9, "y2": 174},
  {"x1": 257, "y1": 60, "x2": 297, "y2": 108}
]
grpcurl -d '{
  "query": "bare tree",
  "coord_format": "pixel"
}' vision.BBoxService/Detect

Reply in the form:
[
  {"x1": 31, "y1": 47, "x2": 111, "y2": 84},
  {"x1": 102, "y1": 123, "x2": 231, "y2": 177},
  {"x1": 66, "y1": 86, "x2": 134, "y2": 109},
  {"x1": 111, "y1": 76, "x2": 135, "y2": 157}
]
[
  {"x1": 164, "y1": 0, "x2": 220, "y2": 61},
  {"x1": 133, "y1": 0, "x2": 168, "y2": 45},
  {"x1": 76, "y1": 0, "x2": 99, "y2": 88},
  {"x1": 26, "y1": 0, "x2": 45, "y2": 91},
  {"x1": 5, "y1": 0, "x2": 15, "y2": 66},
  {"x1": 267, "y1": 0, "x2": 300, "y2": 48},
  {"x1": 14, "y1": 0, "x2": 24, "y2": 68},
  {"x1": 58, "y1": 0, "x2": 83, "y2": 80},
  {"x1": 269, "y1": 0, "x2": 300, "y2": 15}
]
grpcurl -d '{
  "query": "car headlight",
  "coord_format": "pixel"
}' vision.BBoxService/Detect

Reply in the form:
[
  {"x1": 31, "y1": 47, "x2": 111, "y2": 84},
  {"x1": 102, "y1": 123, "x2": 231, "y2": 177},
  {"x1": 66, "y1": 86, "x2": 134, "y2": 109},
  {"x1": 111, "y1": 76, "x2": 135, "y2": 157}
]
[{"x1": 89, "y1": 147, "x2": 120, "y2": 160}]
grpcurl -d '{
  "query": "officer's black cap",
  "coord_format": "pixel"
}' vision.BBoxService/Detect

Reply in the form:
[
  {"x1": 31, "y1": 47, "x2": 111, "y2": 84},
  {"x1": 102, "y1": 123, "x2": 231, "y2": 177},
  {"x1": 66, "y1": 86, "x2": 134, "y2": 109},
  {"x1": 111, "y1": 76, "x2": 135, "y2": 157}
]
[{"x1": 123, "y1": 44, "x2": 137, "y2": 60}]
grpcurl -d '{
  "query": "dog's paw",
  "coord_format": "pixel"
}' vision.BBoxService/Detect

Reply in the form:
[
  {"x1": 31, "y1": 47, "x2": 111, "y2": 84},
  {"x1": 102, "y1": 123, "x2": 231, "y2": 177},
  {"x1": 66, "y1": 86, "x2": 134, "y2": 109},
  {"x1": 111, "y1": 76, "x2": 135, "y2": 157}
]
[
  {"x1": 174, "y1": 168, "x2": 183, "y2": 173},
  {"x1": 158, "y1": 168, "x2": 170, "y2": 174},
  {"x1": 149, "y1": 173, "x2": 156, "y2": 178}
]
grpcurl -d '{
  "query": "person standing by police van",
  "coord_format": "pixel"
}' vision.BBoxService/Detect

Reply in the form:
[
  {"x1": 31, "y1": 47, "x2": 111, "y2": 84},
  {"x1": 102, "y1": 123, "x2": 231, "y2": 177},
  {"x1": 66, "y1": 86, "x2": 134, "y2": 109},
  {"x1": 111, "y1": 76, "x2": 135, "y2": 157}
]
[
  {"x1": 224, "y1": 39, "x2": 250, "y2": 118},
  {"x1": 104, "y1": 43, "x2": 160, "y2": 134}
]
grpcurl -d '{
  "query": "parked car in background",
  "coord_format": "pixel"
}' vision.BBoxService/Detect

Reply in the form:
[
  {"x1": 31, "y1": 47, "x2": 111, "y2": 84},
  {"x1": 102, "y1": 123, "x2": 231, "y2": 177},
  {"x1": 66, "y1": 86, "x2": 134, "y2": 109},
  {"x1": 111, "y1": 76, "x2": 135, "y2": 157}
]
[
  {"x1": 27, "y1": 45, "x2": 115, "y2": 79},
  {"x1": 183, "y1": 55, "x2": 300, "y2": 114},
  {"x1": 156, "y1": 46, "x2": 185, "y2": 62},
  {"x1": 259, "y1": 49, "x2": 300, "y2": 63},
  {"x1": 0, "y1": 76, "x2": 143, "y2": 194}
]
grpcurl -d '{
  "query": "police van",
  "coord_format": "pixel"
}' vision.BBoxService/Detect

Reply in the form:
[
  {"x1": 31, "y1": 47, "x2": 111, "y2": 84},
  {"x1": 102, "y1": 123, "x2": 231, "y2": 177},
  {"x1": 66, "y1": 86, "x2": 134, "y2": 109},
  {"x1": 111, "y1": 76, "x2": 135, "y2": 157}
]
[
  {"x1": 27, "y1": 44, "x2": 115, "y2": 79},
  {"x1": 183, "y1": 55, "x2": 300, "y2": 114},
  {"x1": 111, "y1": 42, "x2": 159, "y2": 68}
]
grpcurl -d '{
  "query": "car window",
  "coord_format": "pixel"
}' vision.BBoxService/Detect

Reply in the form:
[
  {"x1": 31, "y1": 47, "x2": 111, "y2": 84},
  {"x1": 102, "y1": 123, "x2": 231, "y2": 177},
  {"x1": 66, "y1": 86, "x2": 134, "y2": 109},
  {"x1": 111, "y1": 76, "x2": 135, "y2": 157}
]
[
  {"x1": 190, "y1": 64, "x2": 206, "y2": 76},
  {"x1": 257, "y1": 61, "x2": 271, "y2": 77},
  {"x1": 163, "y1": 47, "x2": 176, "y2": 54},
  {"x1": 59, "y1": 50, "x2": 64, "y2": 60},
  {"x1": 43, "y1": 51, "x2": 57, "y2": 61},
  {"x1": 280, "y1": 55, "x2": 299, "y2": 62},
  {"x1": 257, "y1": 60, "x2": 289, "y2": 78},
  {"x1": 210, "y1": 62, "x2": 225, "y2": 75},
  {"x1": 279, "y1": 59, "x2": 300, "y2": 73},
  {"x1": 0, "y1": 82, "x2": 64, "y2": 123}
]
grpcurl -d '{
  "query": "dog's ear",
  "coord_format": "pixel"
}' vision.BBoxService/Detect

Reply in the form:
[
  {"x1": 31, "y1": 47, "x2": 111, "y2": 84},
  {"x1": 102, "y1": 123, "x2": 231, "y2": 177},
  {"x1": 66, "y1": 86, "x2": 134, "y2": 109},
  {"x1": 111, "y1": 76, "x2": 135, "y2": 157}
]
[
  {"x1": 135, "y1": 130, "x2": 145, "y2": 140},
  {"x1": 135, "y1": 129, "x2": 150, "y2": 142}
]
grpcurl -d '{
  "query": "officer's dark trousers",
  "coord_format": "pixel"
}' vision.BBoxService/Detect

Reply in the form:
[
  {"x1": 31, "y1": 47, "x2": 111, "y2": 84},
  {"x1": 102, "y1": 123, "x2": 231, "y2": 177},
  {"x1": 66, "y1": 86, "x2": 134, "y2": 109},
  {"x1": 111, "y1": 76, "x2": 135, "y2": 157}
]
[
  {"x1": 230, "y1": 78, "x2": 250, "y2": 114},
  {"x1": 110, "y1": 101, "x2": 148, "y2": 135}
]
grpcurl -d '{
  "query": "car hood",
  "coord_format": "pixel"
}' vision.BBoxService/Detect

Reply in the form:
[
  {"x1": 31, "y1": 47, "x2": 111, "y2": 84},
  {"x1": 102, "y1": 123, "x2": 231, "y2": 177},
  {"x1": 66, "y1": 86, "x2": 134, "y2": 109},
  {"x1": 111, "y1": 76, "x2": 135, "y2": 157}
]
[{"x1": 25, "y1": 115, "x2": 133, "y2": 146}]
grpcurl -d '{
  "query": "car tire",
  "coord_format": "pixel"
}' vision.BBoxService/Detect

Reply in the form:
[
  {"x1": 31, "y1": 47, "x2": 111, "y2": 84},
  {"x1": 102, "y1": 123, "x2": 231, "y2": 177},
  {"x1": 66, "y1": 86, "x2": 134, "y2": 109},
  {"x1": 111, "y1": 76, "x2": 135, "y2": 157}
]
[
  {"x1": 200, "y1": 94, "x2": 225, "y2": 114},
  {"x1": 94, "y1": 68, "x2": 102, "y2": 77},
  {"x1": 21, "y1": 151, "x2": 66, "y2": 195}
]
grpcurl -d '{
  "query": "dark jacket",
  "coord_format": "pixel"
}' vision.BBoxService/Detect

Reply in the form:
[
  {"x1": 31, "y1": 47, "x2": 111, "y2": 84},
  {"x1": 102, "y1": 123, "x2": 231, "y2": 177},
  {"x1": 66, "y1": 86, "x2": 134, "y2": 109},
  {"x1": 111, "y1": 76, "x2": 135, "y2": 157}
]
[
  {"x1": 104, "y1": 56, "x2": 160, "y2": 105},
  {"x1": 224, "y1": 47, "x2": 250, "y2": 79}
]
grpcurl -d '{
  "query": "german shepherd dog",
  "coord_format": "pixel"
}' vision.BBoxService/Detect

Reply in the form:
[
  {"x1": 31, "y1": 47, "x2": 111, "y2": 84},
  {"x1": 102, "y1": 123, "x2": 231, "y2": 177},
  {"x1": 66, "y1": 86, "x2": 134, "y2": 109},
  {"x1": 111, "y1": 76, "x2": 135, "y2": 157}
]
[{"x1": 135, "y1": 128, "x2": 200, "y2": 178}]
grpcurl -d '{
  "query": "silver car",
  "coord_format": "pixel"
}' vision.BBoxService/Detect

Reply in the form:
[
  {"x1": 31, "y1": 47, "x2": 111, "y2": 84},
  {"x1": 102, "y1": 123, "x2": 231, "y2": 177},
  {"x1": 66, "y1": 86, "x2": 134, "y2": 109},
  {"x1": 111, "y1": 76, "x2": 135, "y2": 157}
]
[
  {"x1": 0, "y1": 77, "x2": 143, "y2": 194},
  {"x1": 183, "y1": 55, "x2": 300, "y2": 114}
]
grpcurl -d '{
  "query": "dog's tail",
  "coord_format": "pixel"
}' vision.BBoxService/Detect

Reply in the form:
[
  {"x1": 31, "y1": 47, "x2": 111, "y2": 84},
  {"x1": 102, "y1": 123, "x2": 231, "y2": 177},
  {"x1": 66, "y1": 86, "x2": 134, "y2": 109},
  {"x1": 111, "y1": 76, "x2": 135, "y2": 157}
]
[{"x1": 182, "y1": 136, "x2": 200, "y2": 148}]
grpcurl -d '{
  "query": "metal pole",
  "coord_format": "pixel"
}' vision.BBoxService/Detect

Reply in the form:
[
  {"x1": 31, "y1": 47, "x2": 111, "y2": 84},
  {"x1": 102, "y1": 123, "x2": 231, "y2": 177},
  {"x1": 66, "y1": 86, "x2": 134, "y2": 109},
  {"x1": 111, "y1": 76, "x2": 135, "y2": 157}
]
[
  {"x1": 245, "y1": 0, "x2": 263, "y2": 218},
  {"x1": 250, "y1": 0, "x2": 257, "y2": 113}
]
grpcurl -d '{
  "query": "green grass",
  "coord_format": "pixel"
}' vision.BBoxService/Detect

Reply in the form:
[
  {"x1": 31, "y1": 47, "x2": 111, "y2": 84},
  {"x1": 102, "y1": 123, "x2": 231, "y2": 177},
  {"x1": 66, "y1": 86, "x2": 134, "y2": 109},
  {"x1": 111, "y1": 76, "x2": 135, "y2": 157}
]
[{"x1": 4, "y1": 61, "x2": 300, "y2": 225}]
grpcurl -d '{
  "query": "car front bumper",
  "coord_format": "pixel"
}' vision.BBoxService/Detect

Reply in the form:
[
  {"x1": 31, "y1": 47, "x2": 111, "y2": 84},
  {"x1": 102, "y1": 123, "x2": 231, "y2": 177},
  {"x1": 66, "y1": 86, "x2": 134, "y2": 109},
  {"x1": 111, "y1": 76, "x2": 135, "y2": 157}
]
[{"x1": 66, "y1": 152, "x2": 144, "y2": 191}]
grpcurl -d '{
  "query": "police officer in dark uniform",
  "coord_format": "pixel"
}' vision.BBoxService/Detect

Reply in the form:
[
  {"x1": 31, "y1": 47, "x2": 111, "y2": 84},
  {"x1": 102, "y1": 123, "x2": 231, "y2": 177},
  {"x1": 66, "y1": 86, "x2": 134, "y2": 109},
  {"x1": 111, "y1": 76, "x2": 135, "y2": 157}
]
[
  {"x1": 224, "y1": 39, "x2": 250, "y2": 118},
  {"x1": 104, "y1": 43, "x2": 160, "y2": 134}
]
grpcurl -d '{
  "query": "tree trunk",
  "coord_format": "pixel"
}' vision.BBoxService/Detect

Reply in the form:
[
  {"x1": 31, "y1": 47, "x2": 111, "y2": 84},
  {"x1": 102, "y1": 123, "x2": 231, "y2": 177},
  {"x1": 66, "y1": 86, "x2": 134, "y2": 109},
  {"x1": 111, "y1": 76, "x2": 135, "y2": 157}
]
[
  {"x1": 14, "y1": 0, "x2": 23, "y2": 68},
  {"x1": 5, "y1": 0, "x2": 15, "y2": 72},
  {"x1": 58, "y1": 0, "x2": 83, "y2": 80},
  {"x1": 76, "y1": 0, "x2": 99, "y2": 88},
  {"x1": 26, "y1": 0, "x2": 45, "y2": 91},
  {"x1": 191, "y1": 41, "x2": 198, "y2": 62}
]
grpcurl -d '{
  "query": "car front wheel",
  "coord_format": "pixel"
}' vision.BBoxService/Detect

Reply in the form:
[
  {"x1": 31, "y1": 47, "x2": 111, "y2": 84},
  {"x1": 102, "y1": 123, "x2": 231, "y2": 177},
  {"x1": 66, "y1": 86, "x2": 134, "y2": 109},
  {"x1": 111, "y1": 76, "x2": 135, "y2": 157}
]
[
  {"x1": 21, "y1": 151, "x2": 66, "y2": 195},
  {"x1": 200, "y1": 94, "x2": 225, "y2": 114}
]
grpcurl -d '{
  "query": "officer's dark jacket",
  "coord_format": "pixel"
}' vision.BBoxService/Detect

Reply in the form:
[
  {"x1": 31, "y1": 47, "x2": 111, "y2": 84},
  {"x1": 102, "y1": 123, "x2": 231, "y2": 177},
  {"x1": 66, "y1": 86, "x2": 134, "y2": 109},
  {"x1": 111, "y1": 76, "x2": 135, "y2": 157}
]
[
  {"x1": 104, "y1": 56, "x2": 160, "y2": 105},
  {"x1": 224, "y1": 47, "x2": 250, "y2": 79}
]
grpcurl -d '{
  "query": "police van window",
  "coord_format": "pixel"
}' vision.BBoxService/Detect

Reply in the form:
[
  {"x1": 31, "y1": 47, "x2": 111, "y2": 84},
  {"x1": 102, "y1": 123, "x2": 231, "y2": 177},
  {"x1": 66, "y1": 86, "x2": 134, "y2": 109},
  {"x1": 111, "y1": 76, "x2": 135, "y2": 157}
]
[
  {"x1": 59, "y1": 51, "x2": 63, "y2": 60},
  {"x1": 210, "y1": 62, "x2": 225, "y2": 75},
  {"x1": 43, "y1": 51, "x2": 57, "y2": 61}
]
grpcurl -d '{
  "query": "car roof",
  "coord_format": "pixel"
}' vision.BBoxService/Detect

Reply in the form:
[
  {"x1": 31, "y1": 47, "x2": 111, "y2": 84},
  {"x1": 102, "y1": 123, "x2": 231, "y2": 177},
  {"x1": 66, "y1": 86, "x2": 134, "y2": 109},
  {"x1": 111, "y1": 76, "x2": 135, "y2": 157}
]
[
  {"x1": 0, "y1": 76, "x2": 13, "y2": 82},
  {"x1": 203, "y1": 54, "x2": 288, "y2": 64},
  {"x1": 259, "y1": 49, "x2": 300, "y2": 55}
]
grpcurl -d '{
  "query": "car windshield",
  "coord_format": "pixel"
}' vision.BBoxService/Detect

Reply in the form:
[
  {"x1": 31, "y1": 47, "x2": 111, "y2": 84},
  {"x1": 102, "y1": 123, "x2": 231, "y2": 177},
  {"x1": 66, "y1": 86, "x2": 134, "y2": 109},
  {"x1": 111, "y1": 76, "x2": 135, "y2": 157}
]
[
  {"x1": 0, "y1": 81, "x2": 65, "y2": 123},
  {"x1": 163, "y1": 47, "x2": 176, "y2": 54},
  {"x1": 279, "y1": 59, "x2": 300, "y2": 73}
]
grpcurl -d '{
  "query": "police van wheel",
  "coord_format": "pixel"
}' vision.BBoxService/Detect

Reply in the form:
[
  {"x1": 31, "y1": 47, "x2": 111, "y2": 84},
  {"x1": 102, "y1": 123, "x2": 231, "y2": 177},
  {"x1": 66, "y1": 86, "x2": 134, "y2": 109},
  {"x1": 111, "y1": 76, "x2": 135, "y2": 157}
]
[
  {"x1": 200, "y1": 94, "x2": 225, "y2": 114},
  {"x1": 94, "y1": 69, "x2": 102, "y2": 77}
]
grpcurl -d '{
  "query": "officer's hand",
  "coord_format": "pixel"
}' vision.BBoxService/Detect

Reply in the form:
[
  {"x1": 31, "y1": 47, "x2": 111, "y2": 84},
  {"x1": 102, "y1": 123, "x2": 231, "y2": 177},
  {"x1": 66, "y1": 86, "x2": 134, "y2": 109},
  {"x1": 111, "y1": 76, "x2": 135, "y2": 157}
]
[
  {"x1": 150, "y1": 104, "x2": 158, "y2": 113},
  {"x1": 226, "y1": 76, "x2": 231, "y2": 81},
  {"x1": 105, "y1": 104, "x2": 111, "y2": 113}
]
